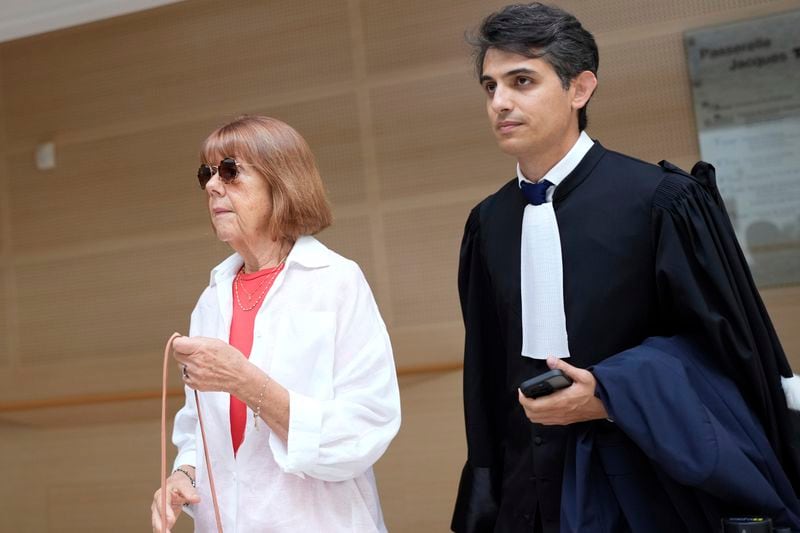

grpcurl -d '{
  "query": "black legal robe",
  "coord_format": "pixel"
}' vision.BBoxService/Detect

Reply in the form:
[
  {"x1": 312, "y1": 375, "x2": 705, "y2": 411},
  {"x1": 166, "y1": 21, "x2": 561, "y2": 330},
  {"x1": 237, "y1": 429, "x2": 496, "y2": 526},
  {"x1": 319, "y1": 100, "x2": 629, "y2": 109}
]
[{"x1": 451, "y1": 142, "x2": 800, "y2": 532}]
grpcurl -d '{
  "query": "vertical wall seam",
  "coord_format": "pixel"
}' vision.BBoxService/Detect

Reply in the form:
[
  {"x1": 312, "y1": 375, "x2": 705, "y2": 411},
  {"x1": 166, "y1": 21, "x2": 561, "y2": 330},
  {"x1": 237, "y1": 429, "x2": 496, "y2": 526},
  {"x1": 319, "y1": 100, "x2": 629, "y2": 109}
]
[
  {"x1": 0, "y1": 56, "x2": 20, "y2": 368},
  {"x1": 346, "y1": 0, "x2": 396, "y2": 325}
]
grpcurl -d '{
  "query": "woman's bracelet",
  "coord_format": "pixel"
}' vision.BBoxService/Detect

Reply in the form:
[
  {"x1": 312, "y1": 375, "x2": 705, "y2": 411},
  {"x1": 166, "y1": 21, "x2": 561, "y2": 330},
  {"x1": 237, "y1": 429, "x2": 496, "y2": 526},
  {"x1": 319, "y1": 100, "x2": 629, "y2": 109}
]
[
  {"x1": 252, "y1": 377, "x2": 270, "y2": 430},
  {"x1": 174, "y1": 467, "x2": 196, "y2": 488}
]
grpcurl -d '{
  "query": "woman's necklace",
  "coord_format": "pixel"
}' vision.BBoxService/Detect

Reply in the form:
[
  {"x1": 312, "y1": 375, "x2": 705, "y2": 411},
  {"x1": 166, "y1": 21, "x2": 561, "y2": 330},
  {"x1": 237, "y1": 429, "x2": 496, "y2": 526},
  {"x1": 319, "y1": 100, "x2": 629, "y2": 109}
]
[
  {"x1": 237, "y1": 268, "x2": 273, "y2": 301},
  {"x1": 234, "y1": 257, "x2": 286, "y2": 312}
]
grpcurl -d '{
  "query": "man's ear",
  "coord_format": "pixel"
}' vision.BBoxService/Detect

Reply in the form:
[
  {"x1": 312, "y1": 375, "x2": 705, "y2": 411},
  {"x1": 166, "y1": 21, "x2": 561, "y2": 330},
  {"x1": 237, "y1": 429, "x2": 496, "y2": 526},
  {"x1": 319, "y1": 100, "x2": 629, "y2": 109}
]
[{"x1": 571, "y1": 70, "x2": 598, "y2": 111}]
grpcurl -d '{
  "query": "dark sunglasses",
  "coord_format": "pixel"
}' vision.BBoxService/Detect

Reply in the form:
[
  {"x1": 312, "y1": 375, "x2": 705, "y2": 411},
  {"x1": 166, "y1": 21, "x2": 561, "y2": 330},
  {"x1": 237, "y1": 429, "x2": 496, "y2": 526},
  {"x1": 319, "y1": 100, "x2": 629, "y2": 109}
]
[{"x1": 197, "y1": 157, "x2": 245, "y2": 189}]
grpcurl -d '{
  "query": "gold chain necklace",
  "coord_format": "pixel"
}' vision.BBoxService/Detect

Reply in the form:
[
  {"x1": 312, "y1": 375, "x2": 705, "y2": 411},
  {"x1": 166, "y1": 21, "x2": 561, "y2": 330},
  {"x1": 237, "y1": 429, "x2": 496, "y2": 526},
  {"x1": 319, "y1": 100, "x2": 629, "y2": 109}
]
[
  {"x1": 237, "y1": 267, "x2": 274, "y2": 301},
  {"x1": 234, "y1": 259, "x2": 285, "y2": 312},
  {"x1": 238, "y1": 248, "x2": 289, "y2": 299}
]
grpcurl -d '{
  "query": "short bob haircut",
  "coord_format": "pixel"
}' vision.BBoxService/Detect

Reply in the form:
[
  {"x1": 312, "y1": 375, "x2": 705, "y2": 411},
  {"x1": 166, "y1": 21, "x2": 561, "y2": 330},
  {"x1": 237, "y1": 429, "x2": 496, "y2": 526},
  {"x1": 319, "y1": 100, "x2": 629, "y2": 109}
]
[{"x1": 200, "y1": 116, "x2": 333, "y2": 241}]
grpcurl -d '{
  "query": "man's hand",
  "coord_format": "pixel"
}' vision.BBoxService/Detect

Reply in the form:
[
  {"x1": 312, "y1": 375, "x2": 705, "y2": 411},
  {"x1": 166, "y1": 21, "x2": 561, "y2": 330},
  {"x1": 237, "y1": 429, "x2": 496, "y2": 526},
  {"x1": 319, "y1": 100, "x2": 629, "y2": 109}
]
[{"x1": 518, "y1": 357, "x2": 608, "y2": 425}]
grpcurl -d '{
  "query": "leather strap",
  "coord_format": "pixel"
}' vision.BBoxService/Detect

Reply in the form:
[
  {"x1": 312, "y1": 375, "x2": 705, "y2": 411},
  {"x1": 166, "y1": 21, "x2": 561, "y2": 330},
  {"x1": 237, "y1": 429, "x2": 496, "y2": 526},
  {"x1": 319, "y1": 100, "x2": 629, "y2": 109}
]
[{"x1": 161, "y1": 333, "x2": 224, "y2": 532}]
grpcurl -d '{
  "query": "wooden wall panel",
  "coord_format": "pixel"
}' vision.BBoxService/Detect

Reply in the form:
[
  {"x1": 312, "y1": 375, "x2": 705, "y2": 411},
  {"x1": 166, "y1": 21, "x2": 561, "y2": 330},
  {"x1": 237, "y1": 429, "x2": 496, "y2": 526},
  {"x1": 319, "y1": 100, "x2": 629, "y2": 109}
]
[
  {"x1": 371, "y1": 71, "x2": 512, "y2": 201},
  {"x1": 317, "y1": 214, "x2": 378, "y2": 295},
  {"x1": 15, "y1": 238, "x2": 226, "y2": 367},
  {"x1": 565, "y1": 0, "x2": 780, "y2": 33},
  {"x1": 590, "y1": 32, "x2": 700, "y2": 165},
  {"x1": 0, "y1": 424, "x2": 47, "y2": 532},
  {"x1": 361, "y1": 0, "x2": 507, "y2": 76},
  {"x1": 0, "y1": 179, "x2": 6, "y2": 252},
  {"x1": 0, "y1": 395, "x2": 180, "y2": 429},
  {"x1": 390, "y1": 322, "x2": 464, "y2": 369},
  {"x1": 8, "y1": 121, "x2": 215, "y2": 254},
  {"x1": 47, "y1": 481, "x2": 162, "y2": 533},
  {"x1": 0, "y1": 0, "x2": 355, "y2": 152},
  {"x1": 0, "y1": 419, "x2": 192, "y2": 533},
  {"x1": 0, "y1": 266, "x2": 7, "y2": 367},
  {"x1": 376, "y1": 371, "x2": 465, "y2": 532},
  {"x1": 0, "y1": 67, "x2": 9, "y2": 370},
  {"x1": 383, "y1": 202, "x2": 472, "y2": 328}
]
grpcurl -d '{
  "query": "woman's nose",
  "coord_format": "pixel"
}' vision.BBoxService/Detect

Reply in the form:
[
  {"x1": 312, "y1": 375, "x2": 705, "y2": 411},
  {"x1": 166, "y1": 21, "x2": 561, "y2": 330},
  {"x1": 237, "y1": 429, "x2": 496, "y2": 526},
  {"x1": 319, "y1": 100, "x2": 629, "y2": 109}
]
[{"x1": 205, "y1": 171, "x2": 224, "y2": 195}]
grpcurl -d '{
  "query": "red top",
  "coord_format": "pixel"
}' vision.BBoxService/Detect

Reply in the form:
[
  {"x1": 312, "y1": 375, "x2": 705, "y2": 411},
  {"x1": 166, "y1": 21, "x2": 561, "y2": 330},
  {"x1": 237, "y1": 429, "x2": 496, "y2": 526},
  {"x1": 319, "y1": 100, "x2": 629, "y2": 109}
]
[{"x1": 229, "y1": 263, "x2": 284, "y2": 455}]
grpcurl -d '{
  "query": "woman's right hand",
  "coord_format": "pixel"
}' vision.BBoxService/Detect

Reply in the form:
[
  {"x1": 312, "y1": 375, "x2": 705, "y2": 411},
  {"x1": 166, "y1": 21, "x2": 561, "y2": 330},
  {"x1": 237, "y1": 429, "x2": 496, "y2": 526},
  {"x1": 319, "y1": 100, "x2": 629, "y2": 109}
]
[{"x1": 151, "y1": 468, "x2": 201, "y2": 533}]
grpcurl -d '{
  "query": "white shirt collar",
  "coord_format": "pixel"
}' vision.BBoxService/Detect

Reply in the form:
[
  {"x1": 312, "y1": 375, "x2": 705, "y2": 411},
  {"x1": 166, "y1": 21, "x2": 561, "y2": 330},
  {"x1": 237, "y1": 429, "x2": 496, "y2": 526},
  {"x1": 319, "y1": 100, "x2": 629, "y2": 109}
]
[
  {"x1": 209, "y1": 235, "x2": 331, "y2": 286},
  {"x1": 517, "y1": 130, "x2": 594, "y2": 187}
]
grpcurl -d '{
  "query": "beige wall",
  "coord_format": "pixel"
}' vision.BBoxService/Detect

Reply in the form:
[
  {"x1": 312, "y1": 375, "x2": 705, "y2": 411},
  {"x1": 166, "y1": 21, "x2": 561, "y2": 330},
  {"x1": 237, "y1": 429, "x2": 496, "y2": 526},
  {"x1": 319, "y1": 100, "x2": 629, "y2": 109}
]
[{"x1": 1, "y1": 0, "x2": 799, "y2": 531}]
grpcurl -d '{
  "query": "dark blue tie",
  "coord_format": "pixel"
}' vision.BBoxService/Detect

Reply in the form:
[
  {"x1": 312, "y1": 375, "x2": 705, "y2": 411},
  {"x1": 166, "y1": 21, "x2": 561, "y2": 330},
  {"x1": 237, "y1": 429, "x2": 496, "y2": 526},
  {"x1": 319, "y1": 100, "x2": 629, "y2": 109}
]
[{"x1": 520, "y1": 179, "x2": 554, "y2": 205}]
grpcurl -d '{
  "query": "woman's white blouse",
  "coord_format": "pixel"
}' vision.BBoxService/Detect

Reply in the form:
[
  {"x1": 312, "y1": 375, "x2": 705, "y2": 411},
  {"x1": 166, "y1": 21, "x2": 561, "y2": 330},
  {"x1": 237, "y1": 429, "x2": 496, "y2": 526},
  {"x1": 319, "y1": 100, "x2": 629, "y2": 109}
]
[{"x1": 172, "y1": 236, "x2": 401, "y2": 532}]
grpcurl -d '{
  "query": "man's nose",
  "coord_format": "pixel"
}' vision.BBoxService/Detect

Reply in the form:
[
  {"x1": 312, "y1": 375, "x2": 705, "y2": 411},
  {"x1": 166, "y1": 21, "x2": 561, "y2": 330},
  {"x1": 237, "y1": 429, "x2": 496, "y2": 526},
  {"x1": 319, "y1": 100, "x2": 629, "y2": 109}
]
[{"x1": 490, "y1": 85, "x2": 513, "y2": 114}]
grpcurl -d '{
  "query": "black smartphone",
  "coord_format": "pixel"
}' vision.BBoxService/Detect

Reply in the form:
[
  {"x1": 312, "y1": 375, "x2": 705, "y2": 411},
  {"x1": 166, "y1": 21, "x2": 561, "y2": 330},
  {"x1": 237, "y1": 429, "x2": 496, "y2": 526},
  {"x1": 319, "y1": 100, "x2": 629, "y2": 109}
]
[{"x1": 520, "y1": 369, "x2": 573, "y2": 398}]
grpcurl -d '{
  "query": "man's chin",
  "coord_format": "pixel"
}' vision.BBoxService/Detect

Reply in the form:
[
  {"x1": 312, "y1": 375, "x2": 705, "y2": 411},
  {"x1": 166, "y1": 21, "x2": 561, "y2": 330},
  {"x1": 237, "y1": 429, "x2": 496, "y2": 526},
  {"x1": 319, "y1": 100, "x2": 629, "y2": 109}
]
[{"x1": 495, "y1": 137, "x2": 530, "y2": 157}]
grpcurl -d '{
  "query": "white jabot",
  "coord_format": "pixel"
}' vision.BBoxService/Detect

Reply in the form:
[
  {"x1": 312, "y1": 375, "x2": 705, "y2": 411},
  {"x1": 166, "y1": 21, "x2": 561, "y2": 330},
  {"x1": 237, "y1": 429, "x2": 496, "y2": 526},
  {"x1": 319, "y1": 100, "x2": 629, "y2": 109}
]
[{"x1": 519, "y1": 131, "x2": 594, "y2": 359}]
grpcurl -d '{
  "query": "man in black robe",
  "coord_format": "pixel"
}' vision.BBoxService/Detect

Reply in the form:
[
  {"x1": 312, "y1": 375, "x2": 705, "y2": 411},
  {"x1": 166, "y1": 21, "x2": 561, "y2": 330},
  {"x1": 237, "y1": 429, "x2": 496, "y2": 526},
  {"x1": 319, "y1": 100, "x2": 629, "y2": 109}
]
[{"x1": 451, "y1": 4, "x2": 800, "y2": 532}]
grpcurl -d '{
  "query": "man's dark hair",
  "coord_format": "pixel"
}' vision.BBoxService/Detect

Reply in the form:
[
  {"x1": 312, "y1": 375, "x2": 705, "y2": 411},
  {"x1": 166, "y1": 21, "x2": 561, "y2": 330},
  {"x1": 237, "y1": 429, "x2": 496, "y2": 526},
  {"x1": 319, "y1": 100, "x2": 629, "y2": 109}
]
[{"x1": 468, "y1": 3, "x2": 599, "y2": 130}]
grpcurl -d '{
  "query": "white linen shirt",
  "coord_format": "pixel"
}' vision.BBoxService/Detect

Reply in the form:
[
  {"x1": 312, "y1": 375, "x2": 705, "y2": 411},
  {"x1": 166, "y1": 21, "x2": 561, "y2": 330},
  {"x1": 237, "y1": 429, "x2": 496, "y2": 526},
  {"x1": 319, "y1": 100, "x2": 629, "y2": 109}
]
[{"x1": 172, "y1": 236, "x2": 401, "y2": 532}]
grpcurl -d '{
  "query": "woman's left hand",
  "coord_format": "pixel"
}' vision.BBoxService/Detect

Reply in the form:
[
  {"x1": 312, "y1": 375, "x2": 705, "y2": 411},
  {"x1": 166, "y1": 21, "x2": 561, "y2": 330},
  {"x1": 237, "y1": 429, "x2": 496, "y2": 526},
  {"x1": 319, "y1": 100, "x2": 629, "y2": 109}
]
[{"x1": 173, "y1": 336, "x2": 248, "y2": 394}]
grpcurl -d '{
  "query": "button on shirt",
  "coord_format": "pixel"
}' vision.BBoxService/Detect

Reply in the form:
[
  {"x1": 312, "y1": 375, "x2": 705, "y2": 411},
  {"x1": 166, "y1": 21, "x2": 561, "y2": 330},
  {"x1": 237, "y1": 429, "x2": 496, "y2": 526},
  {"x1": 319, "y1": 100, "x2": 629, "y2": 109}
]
[
  {"x1": 172, "y1": 236, "x2": 401, "y2": 532},
  {"x1": 518, "y1": 131, "x2": 594, "y2": 359}
]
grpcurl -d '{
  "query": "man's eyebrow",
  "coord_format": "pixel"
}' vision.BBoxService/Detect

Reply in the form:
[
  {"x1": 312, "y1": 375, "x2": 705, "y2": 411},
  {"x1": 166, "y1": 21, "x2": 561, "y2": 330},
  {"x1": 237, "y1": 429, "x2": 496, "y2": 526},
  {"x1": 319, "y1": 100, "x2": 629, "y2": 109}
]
[
  {"x1": 506, "y1": 68, "x2": 538, "y2": 76},
  {"x1": 480, "y1": 68, "x2": 539, "y2": 84}
]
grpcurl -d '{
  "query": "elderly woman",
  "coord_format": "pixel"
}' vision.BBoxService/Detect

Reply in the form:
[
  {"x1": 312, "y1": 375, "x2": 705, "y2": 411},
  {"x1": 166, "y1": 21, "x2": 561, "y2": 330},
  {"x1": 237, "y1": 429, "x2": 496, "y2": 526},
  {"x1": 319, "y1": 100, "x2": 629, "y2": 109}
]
[{"x1": 150, "y1": 116, "x2": 401, "y2": 532}]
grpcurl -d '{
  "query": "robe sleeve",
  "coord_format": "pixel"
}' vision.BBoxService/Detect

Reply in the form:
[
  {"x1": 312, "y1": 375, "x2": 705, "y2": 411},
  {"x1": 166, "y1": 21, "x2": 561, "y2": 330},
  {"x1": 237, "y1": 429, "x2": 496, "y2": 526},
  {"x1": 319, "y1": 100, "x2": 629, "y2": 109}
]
[
  {"x1": 451, "y1": 205, "x2": 505, "y2": 533},
  {"x1": 651, "y1": 161, "x2": 800, "y2": 491}
]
